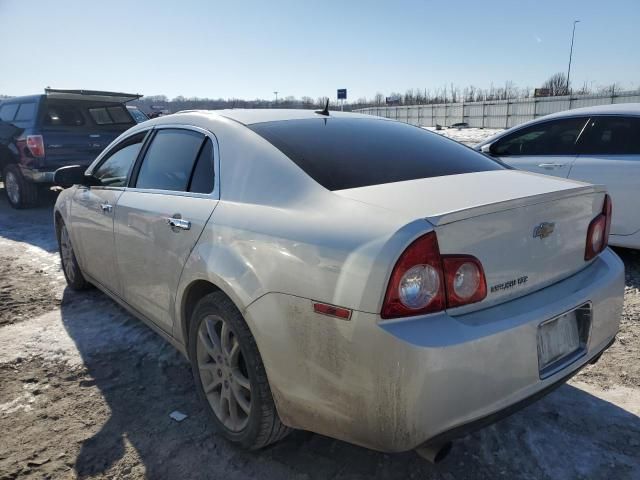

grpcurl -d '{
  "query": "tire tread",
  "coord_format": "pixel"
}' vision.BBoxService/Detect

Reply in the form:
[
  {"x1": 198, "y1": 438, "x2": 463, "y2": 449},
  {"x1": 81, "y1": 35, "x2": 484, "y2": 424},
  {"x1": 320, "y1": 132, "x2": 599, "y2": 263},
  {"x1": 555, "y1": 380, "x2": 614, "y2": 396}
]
[
  {"x1": 57, "y1": 221, "x2": 91, "y2": 291},
  {"x1": 190, "y1": 292, "x2": 291, "y2": 450},
  {"x1": 3, "y1": 164, "x2": 39, "y2": 209}
]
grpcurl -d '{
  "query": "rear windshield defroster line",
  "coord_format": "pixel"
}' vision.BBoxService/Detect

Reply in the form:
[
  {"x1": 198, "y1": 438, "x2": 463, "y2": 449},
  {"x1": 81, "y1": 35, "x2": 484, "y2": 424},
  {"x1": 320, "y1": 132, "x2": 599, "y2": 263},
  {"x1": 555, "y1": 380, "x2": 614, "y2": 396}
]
[{"x1": 249, "y1": 118, "x2": 505, "y2": 191}]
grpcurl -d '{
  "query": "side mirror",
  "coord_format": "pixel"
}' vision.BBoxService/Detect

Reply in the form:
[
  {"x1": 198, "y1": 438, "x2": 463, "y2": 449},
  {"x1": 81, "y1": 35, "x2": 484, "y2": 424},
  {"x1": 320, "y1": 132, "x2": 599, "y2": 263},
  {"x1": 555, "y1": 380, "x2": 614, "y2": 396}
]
[
  {"x1": 53, "y1": 165, "x2": 99, "y2": 188},
  {"x1": 480, "y1": 143, "x2": 493, "y2": 154}
]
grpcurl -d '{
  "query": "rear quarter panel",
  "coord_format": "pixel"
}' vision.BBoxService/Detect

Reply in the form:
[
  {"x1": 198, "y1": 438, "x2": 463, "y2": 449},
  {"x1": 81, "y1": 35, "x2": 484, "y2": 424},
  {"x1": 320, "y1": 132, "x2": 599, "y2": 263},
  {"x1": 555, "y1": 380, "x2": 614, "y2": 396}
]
[
  {"x1": 171, "y1": 113, "x2": 425, "y2": 344},
  {"x1": 173, "y1": 194, "x2": 425, "y2": 345}
]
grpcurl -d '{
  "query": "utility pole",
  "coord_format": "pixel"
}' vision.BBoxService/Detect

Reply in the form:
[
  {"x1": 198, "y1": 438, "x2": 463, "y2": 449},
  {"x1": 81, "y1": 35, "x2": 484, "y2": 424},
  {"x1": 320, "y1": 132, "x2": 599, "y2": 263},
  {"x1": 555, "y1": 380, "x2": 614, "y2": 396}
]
[
  {"x1": 273, "y1": 91, "x2": 278, "y2": 106},
  {"x1": 566, "y1": 20, "x2": 580, "y2": 94}
]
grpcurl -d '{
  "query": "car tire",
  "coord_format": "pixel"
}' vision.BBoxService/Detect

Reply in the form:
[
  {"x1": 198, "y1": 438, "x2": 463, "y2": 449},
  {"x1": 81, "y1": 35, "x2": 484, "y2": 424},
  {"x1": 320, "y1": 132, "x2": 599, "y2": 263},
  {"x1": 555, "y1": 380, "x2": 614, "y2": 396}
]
[
  {"x1": 57, "y1": 221, "x2": 91, "y2": 291},
  {"x1": 188, "y1": 291, "x2": 291, "y2": 450},
  {"x1": 3, "y1": 164, "x2": 39, "y2": 209}
]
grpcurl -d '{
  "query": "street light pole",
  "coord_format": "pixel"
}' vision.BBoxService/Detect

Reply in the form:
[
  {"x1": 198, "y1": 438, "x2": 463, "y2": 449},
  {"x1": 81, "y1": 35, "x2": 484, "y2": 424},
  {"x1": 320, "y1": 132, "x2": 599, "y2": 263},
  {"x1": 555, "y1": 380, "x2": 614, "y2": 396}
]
[
  {"x1": 273, "y1": 91, "x2": 278, "y2": 106},
  {"x1": 566, "y1": 20, "x2": 580, "y2": 94}
]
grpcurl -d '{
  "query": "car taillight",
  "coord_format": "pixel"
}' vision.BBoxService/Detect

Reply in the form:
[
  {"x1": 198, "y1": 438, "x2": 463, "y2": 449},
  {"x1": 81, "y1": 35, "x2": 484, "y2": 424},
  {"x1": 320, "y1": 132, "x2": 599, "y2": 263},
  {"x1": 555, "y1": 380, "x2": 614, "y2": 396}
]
[
  {"x1": 442, "y1": 256, "x2": 487, "y2": 308},
  {"x1": 381, "y1": 232, "x2": 487, "y2": 319},
  {"x1": 26, "y1": 135, "x2": 45, "y2": 158},
  {"x1": 585, "y1": 194, "x2": 612, "y2": 261},
  {"x1": 381, "y1": 233, "x2": 445, "y2": 318},
  {"x1": 603, "y1": 193, "x2": 612, "y2": 242}
]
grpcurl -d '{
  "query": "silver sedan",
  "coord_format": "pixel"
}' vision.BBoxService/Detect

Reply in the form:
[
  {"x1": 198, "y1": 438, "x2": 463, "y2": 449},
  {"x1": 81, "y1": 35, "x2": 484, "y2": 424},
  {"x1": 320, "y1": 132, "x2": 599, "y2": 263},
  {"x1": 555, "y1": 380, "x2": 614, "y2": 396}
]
[{"x1": 53, "y1": 109, "x2": 623, "y2": 462}]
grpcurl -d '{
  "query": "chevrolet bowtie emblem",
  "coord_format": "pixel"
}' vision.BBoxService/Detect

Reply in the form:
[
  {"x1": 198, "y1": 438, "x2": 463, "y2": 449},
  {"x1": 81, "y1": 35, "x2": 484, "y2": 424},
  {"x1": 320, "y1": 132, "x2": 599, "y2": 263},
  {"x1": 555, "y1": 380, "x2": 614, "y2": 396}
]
[{"x1": 533, "y1": 222, "x2": 555, "y2": 239}]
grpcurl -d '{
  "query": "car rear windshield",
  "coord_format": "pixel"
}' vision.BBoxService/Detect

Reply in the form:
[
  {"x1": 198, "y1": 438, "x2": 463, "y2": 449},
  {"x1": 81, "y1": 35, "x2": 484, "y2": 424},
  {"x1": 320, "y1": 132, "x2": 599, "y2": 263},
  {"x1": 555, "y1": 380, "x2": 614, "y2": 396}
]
[
  {"x1": 249, "y1": 118, "x2": 505, "y2": 191},
  {"x1": 88, "y1": 106, "x2": 134, "y2": 125}
]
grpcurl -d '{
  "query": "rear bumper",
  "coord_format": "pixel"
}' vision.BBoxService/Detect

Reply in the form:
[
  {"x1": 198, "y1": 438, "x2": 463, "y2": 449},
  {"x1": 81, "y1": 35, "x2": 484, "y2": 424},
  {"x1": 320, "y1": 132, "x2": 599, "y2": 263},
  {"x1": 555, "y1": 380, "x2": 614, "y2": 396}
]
[
  {"x1": 420, "y1": 336, "x2": 615, "y2": 449},
  {"x1": 20, "y1": 163, "x2": 89, "y2": 184},
  {"x1": 245, "y1": 248, "x2": 624, "y2": 452},
  {"x1": 21, "y1": 168, "x2": 55, "y2": 183}
]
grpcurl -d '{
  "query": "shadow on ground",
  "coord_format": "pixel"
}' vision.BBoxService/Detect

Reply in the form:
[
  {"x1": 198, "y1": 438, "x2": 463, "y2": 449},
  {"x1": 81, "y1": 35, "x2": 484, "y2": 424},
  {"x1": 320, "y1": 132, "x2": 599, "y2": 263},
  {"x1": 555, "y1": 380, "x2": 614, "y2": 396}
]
[
  {"x1": 0, "y1": 184, "x2": 59, "y2": 252},
  {"x1": 59, "y1": 288, "x2": 640, "y2": 480}
]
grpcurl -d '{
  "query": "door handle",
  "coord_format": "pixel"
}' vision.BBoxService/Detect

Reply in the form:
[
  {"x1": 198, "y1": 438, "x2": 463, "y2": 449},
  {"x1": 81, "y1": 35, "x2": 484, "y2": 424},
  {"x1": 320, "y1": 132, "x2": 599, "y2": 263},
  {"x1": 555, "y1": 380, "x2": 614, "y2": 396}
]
[
  {"x1": 166, "y1": 217, "x2": 191, "y2": 230},
  {"x1": 100, "y1": 203, "x2": 113, "y2": 213},
  {"x1": 537, "y1": 163, "x2": 565, "y2": 169}
]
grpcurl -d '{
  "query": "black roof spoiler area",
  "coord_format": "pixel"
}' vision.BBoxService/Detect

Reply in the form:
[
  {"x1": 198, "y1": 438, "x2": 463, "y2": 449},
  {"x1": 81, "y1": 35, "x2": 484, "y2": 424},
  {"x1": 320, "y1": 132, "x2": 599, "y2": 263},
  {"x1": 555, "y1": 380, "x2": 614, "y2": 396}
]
[{"x1": 44, "y1": 88, "x2": 143, "y2": 103}]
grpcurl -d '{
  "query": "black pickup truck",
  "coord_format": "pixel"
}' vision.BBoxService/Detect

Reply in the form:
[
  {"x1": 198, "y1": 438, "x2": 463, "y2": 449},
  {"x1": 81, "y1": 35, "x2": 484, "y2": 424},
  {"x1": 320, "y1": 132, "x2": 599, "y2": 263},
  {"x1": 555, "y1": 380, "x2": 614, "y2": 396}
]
[{"x1": 0, "y1": 88, "x2": 143, "y2": 208}]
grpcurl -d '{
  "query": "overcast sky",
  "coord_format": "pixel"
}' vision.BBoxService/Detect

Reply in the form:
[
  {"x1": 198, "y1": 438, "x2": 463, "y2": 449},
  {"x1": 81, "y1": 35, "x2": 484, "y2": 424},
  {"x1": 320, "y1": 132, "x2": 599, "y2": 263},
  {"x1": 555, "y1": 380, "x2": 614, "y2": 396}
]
[{"x1": 1, "y1": 0, "x2": 638, "y2": 101}]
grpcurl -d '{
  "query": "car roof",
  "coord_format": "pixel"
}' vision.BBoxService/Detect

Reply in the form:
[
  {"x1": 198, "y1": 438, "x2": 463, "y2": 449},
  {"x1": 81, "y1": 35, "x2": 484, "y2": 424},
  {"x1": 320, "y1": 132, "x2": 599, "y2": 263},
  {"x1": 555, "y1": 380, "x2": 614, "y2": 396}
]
[
  {"x1": 0, "y1": 94, "x2": 43, "y2": 105},
  {"x1": 172, "y1": 108, "x2": 379, "y2": 125},
  {"x1": 540, "y1": 102, "x2": 640, "y2": 120},
  {"x1": 474, "y1": 102, "x2": 640, "y2": 147}
]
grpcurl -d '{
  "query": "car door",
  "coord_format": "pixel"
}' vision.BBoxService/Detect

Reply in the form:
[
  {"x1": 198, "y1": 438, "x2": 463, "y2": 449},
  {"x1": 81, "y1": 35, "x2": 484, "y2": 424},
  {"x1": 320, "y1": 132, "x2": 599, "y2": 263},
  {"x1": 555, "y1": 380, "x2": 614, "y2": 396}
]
[
  {"x1": 488, "y1": 117, "x2": 589, "y2": 178},
  {"x1": 569, "y1": 115, "x2": 640, "y2": 237},
  {"x1": 69, "y1": 131, "x2": 149, "y2": 296},
  {"x1": 113, "y1": 126, "x2": 219, "y2": 334}
]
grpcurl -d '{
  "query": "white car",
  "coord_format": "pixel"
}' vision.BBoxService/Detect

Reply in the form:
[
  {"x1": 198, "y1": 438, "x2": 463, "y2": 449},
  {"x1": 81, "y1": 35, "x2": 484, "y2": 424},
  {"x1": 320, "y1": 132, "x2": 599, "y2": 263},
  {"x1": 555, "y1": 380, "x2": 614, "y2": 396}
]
[
  {"x1": 475, "y1": 104, "x2": 640, "y2": 249},
  {"x1": 53, "y1": 109, "x2": 623, "y2": 462}
]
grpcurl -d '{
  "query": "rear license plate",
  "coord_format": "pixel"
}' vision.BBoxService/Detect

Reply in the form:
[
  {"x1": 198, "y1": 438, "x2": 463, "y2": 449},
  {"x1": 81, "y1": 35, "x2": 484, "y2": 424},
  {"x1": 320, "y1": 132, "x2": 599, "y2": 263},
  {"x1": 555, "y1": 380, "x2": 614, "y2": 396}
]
[{"x1": 537, "y1": 311, "x2": 580, "y2": 371}]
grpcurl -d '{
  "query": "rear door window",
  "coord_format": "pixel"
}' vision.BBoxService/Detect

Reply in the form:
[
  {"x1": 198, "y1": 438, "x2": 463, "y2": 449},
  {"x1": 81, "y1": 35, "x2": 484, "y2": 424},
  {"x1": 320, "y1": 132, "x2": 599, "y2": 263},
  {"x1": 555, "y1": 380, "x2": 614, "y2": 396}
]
[
  {"x1": 580, "y1": 116, "x2": 640, "y2": 155},
  {"x1": 13, "y1": 103, "x2": 37, "y2": 125},
  {"x1": 188, "y1": 138, "x2": 215, "y2": 194},
  {"x1": 94, "y1": 132, "x2": 146, "y2": 187},
  {"x1": 492, "y1": 117, "x2": 589, "y2": 156},
  {"x1": 135, "y1": 129, "x2": 205, "y2": 191},
  {"x1": 249, "y1": 118, "x2": 504, "y2": 191},
  {"x1": 0, "y1": 104, "x2": 19, "y2": 122}
]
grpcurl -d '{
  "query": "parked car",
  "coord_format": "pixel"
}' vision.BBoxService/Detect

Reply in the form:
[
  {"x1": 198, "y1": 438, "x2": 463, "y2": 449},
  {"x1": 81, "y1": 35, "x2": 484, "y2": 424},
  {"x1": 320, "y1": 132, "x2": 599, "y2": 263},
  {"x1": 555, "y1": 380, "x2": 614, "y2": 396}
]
[
  {"x1": 475, "y1": 104, "x2": 640, "y2": 249},
  {"x1": 126, "y1": 105, "x2": 149, "y2": 123},
  {"x1": 52, "y1": 110, "x2": 623, "y2": 462},
  {"x1": 0, "y1": 88, "x2": 141, "y2": 208}
]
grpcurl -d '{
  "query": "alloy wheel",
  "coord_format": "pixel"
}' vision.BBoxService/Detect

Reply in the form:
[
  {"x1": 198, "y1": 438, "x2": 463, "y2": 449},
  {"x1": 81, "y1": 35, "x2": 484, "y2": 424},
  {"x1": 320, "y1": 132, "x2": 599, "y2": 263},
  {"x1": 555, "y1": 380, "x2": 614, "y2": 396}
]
[
  {"x1": 5, "y1": 171, "x2": 20, "y2": 205},
  {"x1": 59, "y1": 225, "x2": 76, "y2": 283},
  {"x1": 196, "y1": 314, "x2": 252, "y2": 432}
]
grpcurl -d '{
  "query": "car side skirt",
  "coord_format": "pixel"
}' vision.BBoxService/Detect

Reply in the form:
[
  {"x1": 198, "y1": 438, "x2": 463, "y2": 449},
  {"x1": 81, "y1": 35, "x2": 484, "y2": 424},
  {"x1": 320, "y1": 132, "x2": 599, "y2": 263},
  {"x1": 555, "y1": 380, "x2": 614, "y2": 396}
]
[{"x1": 84, "y1": 272, "x2": 188, "y2": 358}]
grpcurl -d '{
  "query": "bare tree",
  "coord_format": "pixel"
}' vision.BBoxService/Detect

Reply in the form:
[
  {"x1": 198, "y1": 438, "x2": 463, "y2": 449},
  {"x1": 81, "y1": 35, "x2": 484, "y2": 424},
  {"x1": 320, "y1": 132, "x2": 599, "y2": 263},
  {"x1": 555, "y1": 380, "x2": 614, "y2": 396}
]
[
  {"x1": 597, "y1": 82, "x2": 623, "y2": 96},
  {"x1": 542, "y1": 73, "x2": 569, "y2": 96}
]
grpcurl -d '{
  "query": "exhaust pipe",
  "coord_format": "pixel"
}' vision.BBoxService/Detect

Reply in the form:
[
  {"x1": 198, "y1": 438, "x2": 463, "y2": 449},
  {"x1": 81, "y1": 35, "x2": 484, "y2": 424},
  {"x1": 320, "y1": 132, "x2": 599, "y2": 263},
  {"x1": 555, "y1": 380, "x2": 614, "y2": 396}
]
[{"x1": 415, "y1": 441, "x2": 453, "y2": 464}]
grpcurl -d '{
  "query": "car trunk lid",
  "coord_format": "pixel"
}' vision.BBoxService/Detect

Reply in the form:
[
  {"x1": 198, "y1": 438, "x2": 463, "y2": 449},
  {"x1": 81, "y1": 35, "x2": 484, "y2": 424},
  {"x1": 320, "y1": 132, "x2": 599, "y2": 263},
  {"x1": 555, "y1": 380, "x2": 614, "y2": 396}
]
[{"x1": 334, "y1": 170, "x2": 606, "y2": 312}]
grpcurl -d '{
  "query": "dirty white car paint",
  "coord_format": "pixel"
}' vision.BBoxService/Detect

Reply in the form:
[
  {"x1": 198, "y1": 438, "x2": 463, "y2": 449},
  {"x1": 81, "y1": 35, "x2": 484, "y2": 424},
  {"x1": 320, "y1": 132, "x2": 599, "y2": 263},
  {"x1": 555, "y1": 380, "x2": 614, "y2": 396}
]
[{"x1": 53, "y1": 109, "x2": 624, "y2": 456}]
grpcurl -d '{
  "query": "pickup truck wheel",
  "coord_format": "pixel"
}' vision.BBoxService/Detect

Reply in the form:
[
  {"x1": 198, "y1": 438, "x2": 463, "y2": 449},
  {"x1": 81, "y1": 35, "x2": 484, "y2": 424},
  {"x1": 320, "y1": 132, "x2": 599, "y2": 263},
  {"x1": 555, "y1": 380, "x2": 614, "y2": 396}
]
[
  {"x1": 189, "y1": 292, "x2": 291, "y2": 449},
  {"x1": 3, "y1": 165, "x2": 38, "y2": 209},
  {"x1": 58, "y1": 222, "x2": 91, "y2": 290}
]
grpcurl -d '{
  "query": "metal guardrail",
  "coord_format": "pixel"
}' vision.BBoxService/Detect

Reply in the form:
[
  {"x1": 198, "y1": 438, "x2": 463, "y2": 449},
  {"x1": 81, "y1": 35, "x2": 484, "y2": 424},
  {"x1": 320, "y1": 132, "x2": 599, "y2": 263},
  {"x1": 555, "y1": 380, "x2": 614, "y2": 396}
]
[{"x1": 354, "y1": 91, "x2": 640, "y2": 129}]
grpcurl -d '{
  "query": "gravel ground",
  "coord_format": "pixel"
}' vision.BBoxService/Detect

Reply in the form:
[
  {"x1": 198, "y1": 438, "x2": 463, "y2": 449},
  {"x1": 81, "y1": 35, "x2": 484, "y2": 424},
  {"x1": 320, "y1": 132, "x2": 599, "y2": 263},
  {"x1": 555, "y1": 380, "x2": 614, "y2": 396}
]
[{"x1": 0, "y1": 169, "x2": 639, "y2": 480}]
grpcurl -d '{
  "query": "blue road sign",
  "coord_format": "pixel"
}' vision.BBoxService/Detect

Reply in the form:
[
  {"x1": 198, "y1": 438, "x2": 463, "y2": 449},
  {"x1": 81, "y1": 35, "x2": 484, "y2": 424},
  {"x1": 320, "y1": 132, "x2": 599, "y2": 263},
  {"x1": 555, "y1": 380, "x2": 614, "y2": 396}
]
[{"x1": 337, "y1": 89, "x2": 347, "y2": 100}]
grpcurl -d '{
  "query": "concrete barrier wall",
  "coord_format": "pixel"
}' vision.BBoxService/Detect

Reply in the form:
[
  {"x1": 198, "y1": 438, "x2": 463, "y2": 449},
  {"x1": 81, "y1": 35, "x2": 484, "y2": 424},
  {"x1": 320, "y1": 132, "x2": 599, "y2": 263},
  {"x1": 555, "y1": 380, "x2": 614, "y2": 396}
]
[{"x1": 355, "y1": 91, "x2": 640, "y2": 128}]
